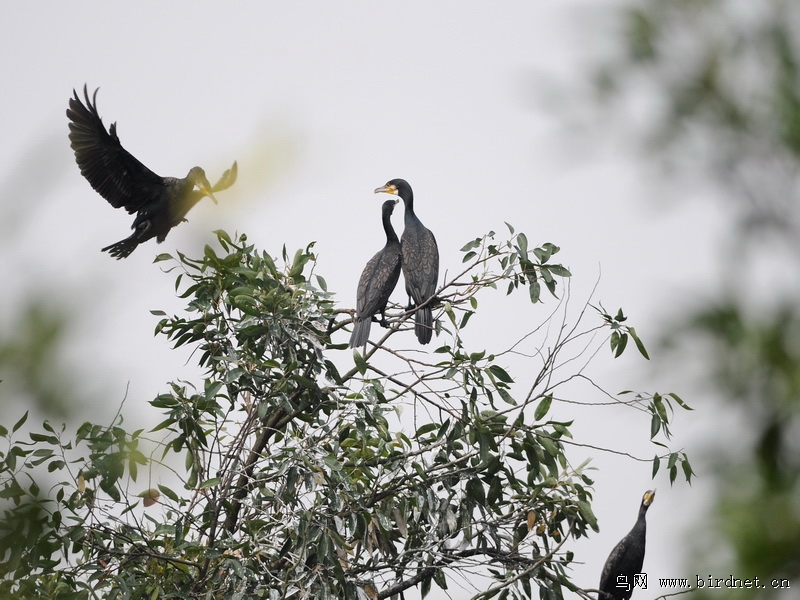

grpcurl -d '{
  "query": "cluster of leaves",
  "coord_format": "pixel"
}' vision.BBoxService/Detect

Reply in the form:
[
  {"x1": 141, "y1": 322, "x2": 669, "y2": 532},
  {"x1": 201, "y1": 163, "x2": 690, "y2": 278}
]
[{"x1": 0, "y1": 227, "x2": 690, "y2": 600}]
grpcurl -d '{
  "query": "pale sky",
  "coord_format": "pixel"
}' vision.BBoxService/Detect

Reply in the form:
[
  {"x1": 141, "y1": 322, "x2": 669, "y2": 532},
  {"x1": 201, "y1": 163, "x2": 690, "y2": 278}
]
[{"x1": 0, "y1": 3, "x2": 731, "y2": 597}]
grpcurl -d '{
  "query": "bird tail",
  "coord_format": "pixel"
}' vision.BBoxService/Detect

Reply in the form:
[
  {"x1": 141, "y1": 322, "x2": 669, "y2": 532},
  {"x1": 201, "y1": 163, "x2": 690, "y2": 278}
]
[
  {"x1": 101, "y1": 236, "x2": 140, "y2": 259},
  {"x1": 349, "y1": 318, "x2": 373, "y2": 349},
  {"x1": 415, "y1": 306, "x2": 433, "y2": 344}
]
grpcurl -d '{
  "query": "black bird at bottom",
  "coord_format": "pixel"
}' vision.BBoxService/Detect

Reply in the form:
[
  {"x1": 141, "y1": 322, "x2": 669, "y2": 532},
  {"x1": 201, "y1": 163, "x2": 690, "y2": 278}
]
[
  {"x1": 598, "y1": 489, "x2": 656, "y2": 600},
  {"x1": 67, "y1": 85, "x2": 237, "y2": 259},
  {"x1": 349, "y1": 199, "x2": 402, "y2": 349},
  {"x1": 374, "y1": 179, "x2": 438, "y2": 345}
]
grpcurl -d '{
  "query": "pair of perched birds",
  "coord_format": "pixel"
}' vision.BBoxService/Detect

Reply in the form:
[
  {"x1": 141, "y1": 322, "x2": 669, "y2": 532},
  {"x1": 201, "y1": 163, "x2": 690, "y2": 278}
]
[
  {"x1": 350, "y1": 179, "x2": 439, "y2": 348},
  {"x1": 67, "y1": 86, "x2": 438, "y2": 346}
]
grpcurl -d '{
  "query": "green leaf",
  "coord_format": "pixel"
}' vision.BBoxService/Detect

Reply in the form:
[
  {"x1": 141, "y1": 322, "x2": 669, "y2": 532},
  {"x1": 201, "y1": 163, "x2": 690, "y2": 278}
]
[
  {"x1": 487, "y1": 476, "x2": 503, "y2": 505},
  {"x1": 12, "y1": 412, "x2": 28, "y2": 433},
  {"x1": 323, "y1": 455, "x2": 342, "y2": 471},
  {"x1": 460, "y1": 238, "x2": 481, "y2": 252},
  {"x1": 433, "y1": 567, "x2": 448, "y2": 591},
  {"x1": 421, "y1": 574, "x2": 432, "y2": 599},
  {"x1": 534, "y1": 395, "x2": 552, "y2": 421},
  {"x1": 539, "y1": 436, "x2": 558, "y2": 456},
  {"x1": 650, "y1": 413, "x2": 661, "y2": 438},
  {"x1": 547, "y1": 264, "x2": 572, "y2": 277},
  {"x1": 628, "y1": 326, "x2": 650, "y2": 360},
  {"x1": 651, "y1": 454, "x2": 660, "y2": 478},
  {"x1": 158, "y1": 484, "x2": 181, "y2": 502},
  {"x1": 29, "y1": 432, "x2": 58, "y2": 444},
  {"x1": 353, "y1": 350, "x2": 368, "y2": 375},
  {"x1": 466, "y1": 478, "x2": 486, "y2": 504},
  {"x1": 577, "y1": 500, "x2": 598, "y2": 530},
  {"x1": 415, "y1": 423, "x2": 437, "y2": 438},
  {"x1": 653, "y1": 394, "x2": 669, "y2": 423},
  {"x1": 516, "y1": 233, "x2": 529, "y2": 256},
  {"x1": 529, "y1": 280, "x2": 541, "y2": 303},
  {"x1": 488, "y1": 364, "x2": 514, "y2": 384},
  {"x1": 497, "y1": 388, "x2": 516, "y2": 405},
  {"x1": 614, "y1": 332, "x2": 628, "y2": 357},
  {"x1": 667, "y1": 452, "x2": 678, "y2": 470},
  {"x1": 680, "y1": 454, "x2": 695, "y2": 484},
  {"x1": 668, "y1": 392, "x2": 692, "y2": 410}
]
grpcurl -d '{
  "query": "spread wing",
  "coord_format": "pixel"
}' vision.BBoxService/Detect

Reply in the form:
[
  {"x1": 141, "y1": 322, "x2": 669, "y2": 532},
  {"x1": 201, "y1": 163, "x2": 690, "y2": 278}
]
[
  {"x1": 212, "y1": 161, "x2": 238, "y2": 193},
  {"x1": 67, "y1": 85, "x2": 164, "y2": 214}
]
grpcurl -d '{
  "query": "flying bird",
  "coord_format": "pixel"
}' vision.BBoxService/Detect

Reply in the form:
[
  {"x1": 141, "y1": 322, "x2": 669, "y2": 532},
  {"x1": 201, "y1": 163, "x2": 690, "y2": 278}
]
[
  {"x1": 598, "y1": 489, "x2": 656, "y2": 600},
  {"x1": 349, "y1": 199, "x2": 402, "y2": 349},
  {"x1": 67, "y1": 85, "x2": 237, "y2": 259},
  {"x1": 375, "y1": 179, "x2": 439, "y2": 344}
]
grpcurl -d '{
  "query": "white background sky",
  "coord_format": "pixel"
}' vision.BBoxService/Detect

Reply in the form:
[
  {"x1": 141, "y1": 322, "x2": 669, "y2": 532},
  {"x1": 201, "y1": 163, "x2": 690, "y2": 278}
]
[{"x1": 0, "y1": 3, "x2": 734, "y2": 597}]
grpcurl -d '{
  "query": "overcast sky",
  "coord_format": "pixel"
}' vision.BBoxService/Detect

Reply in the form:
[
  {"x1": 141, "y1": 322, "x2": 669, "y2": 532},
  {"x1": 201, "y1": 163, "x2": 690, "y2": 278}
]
[{"x1": 0, "y1": 3, "x2": 731, "y2": 597}]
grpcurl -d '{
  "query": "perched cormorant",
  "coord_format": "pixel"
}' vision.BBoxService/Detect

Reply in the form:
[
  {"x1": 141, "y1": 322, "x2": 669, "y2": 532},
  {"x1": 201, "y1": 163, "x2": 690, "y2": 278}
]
[
  {"x1": 598, "y1": 490, "x2": 656, "y2": 600},
  {"x1": 374, "y1": 179, "x2": 439, "y2": 345},
  {"x1": 349, "y1": 199, "x2": 402, "y2": 349},
  {"x1": 67, "y1": 85, "x2": 237, "y2": 259}
]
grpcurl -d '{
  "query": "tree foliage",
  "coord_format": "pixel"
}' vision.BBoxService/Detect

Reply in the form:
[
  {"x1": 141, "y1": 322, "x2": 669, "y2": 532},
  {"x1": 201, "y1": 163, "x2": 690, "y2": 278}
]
[{"x1": 0, "y1": 227, "x2": 690, "y2": 599}]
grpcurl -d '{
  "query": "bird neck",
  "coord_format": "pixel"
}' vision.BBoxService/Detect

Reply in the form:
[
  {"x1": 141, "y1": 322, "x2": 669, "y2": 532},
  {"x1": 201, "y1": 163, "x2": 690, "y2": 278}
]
[
  {"x1": 383, "y1": 211, "x2": 399, "y2": 244},
  {"x1": 403, "y1": 200, "x2": 420, "y2": 228},
  {"x1": 633, "y1": 506, "x2": 648, "y2": 533},
  {"x1": 400, "y1": 187, "x2": 415, "y2": 214}
]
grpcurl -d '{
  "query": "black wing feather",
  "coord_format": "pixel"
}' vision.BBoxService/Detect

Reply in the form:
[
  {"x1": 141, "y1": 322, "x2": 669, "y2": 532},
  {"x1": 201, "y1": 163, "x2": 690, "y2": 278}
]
[{"x1": 67, "y1": 85, "x2": 164, "y2": 213}]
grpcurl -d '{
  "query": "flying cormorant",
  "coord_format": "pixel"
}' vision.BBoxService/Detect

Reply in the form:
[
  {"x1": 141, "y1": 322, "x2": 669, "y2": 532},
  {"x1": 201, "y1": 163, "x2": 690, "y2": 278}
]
[
  {"x1": 374, "y1": 179, "x2": 438, "y2": 344},
  {"x1": 349, "y1": 199, "x2": 402, "y2": 348},
  {"x1": 598, "y1": 490, "x2": 656, "y2": 600},
  {"x1": 67, "y1": 85, "x2": 237, "y2": 259}
]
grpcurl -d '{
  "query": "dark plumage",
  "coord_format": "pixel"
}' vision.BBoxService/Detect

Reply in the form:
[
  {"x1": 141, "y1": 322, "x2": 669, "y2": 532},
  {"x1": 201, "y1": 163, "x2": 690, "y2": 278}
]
[
  {"x1": 599, "y1": 490, "x2": 655, "y2": 600},
  {"x1": 67, "y1": 85, "x2": 237, "y2": 259},
  {"x1": 374, "y1": 179, "x2": 439, "y2": 345},
  {"x1": 349, "y1": 199, "x2": 403, "y2": 349}
]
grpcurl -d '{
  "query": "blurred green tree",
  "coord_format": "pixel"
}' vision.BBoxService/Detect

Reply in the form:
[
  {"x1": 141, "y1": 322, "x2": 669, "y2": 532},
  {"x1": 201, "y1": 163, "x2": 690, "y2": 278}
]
[{"x1": 585, "y1": 0, "x2": 800, "y2": 595}]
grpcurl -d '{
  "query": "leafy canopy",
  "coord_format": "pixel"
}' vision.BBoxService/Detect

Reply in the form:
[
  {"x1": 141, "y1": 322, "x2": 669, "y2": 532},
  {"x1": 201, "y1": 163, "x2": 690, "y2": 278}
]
[{"x1": 0, "y1": 227, "x2": 691, "y2": 600}]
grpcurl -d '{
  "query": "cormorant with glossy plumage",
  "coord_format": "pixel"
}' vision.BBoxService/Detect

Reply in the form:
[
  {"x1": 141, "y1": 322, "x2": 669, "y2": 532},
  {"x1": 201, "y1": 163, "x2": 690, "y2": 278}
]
[
  {"x1": 349, "y1": 199, "x2": 402, "y2": 348},
  {"x1": 67, "y1": 85, "x2": 237, "y2": 259},
  {"x1": 374, "y1": 179, "x2": 438, "y2": 345},
  {"x1": 598, "y1": 490, "x2": 655, "y2": 600}
]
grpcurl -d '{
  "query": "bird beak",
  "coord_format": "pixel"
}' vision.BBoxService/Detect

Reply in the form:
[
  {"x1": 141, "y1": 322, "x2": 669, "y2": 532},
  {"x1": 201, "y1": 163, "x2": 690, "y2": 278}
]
[
  {"x1": 199, "y1": 179, "x2": 218, "y2": 204},
  {"x1": 374, "y1": 184, "x2": 398, "y2": 195}
]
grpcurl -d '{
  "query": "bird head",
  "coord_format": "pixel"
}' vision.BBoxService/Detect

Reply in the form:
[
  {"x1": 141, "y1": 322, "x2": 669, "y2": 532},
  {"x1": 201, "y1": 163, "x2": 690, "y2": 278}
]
[
  {"x1": 374, "y1": 178, "x2": 412, "y2": 202},
  {"x1": 375, "y1": 182, "x2": 398, "y2": 196},
  {"x1": 642, "y1": 489, "x2": 656, "y2": 507},
  {"x1": 188, "y1": 166, "x2": 218, "y2": 204}
]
